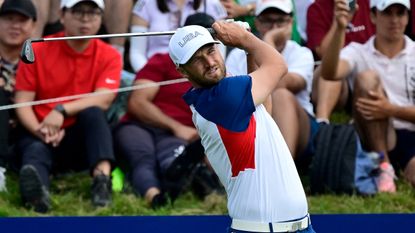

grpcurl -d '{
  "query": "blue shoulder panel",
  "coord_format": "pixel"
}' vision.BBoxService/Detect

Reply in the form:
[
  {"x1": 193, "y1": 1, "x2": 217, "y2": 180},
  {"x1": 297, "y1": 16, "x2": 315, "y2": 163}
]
[{"x1": 183, "y1": 76, "x2": 255, "y2": 132}]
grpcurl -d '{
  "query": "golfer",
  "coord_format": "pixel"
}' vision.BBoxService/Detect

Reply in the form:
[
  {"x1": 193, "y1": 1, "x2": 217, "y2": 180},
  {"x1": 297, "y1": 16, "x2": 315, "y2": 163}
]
[{"x1": 169, "y1": 20, "x2": 315, "y2": 232}]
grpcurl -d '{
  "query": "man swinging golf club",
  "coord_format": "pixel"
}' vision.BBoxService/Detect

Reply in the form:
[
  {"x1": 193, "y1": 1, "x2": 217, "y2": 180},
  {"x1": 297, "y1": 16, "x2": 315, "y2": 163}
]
[{"x1": 168, "y1": 19, "x2": 316, "y2": 232}]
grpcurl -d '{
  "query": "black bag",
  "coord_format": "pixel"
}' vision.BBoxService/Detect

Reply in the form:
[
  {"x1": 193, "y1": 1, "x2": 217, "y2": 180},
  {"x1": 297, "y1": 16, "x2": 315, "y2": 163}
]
[{"x1": 310, "y1": 123, "x2": 379, "y2": 195}]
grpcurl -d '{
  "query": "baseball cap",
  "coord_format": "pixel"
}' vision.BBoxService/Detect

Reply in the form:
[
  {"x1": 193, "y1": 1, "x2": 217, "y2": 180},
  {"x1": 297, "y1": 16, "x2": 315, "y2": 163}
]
[
  {"x1": 184, "y1": 12, "x2": 215, "y2": 28},
  {"x1": 169, "y1": 25, "x2": 219, "y2": 66},
  {"x1": 0, "y1": 0, "x2": 37, "y2": 20},
  {"x1": 60, "y1": 0, "x2": 105, "y2": 10},
  {"x1": 371, "y1": 0, "x2": 410, "y2": 11},
  {"x1": 255, "y1": 0, "x2": 293, "y2": 16}
]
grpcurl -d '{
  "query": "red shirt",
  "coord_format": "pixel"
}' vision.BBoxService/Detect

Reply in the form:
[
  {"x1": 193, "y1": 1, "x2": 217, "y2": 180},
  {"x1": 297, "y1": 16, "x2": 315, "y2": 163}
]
[
  {"x1": 306, "y1": 0, "x2": 375, "y2": 56},
  {"x1": 15, "y1": 32, "x2": 122, "y2": 128},
  {"x1": 126, "y1": 53, "x2": 193, "y2": 127}
]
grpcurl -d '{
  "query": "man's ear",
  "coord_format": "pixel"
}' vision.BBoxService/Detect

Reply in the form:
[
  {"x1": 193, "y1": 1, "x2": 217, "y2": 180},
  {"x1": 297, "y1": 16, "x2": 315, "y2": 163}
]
[
  {"x1": 370, "y1": 11, "x2": 376, "y2": 24},
  {"x1": 177, "y1": 66, "x2": 189, "y2": 78}
]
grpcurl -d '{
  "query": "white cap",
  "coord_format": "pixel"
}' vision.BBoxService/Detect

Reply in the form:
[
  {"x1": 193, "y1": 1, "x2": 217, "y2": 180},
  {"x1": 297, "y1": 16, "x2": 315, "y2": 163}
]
[
  {"x1": 371, "y1": 0, "x2": 410, "y2": 11},
  {"x1": 169, "y1": 25, "x2": 219, "y2": 66},
  {"x1": 255, "y1": 0, "x2": 293, "y2": 16},
  {"x1": 61, "y1": 0, "x2": 105, "y2": 10}
]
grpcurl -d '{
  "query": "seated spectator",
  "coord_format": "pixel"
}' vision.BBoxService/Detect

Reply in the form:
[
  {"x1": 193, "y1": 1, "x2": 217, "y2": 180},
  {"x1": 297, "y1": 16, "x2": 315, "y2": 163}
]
[
  {"x1": 319, "y1": 0, "x2": 415, "y2": 193},
  {"x1": 0, "y1": 0, "x2": 36, "y2": 191},
  {"x1": 307, "y1": 0, "x2": 376, "y2": 124},
  {"x1": 128, "y1": 0, "x2": 227, "y2": 73},
  {"x1": 14, "y1": 0, "x2": 122, "y2": 212},
  {"x1": 226, "y1": 0, "x2": 316, "y2": 162},
  {"x1": 114, "y1": 13, "x2": 220, "y2": 208}
]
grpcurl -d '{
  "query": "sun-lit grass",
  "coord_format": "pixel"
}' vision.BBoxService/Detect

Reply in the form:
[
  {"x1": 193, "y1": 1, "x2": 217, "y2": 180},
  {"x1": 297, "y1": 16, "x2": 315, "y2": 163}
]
[{"x1": 1, "y1": 169, "x2": 415, "y2": 217}]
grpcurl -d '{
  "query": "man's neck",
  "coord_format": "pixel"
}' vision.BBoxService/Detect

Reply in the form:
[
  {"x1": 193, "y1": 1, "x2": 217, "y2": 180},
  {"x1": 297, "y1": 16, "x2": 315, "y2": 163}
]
[
  {"x1": 0, "y1": 44, "x2": 21, "y2": 65},
  {"x1": 374, "y1": 36, "x2": 406, "y2": 59},
  {"x1": 66, "y1": 39, "x2": 91, "y2": 52}
]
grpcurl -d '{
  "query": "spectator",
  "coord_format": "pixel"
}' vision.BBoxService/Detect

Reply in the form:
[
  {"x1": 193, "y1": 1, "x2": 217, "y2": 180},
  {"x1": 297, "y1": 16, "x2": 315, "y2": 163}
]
[
  {"x1": 14, "y1": 0, "x2": 122, "y2": 212},
  {"x1": 128, "y1": 0, "x2": 227, "y2": 73},
  {"x1": 306, "y1": 0, "x2": 375, "y2": 59},
  {"x1": 0, "y1": 0, "x2": 36, "y2": 191},
  {"x1": 319, "y1": 0, "x2": 415, "y2": 193},
  {"x1": 308, "y1": 0, "x2": 376, "y2": 124},
  {"x1": 226, "y1": 0, "x2": 316, "y2": 161},
  {"x1": 113, "y1": 13, "x2": 219, "y2": 208}
]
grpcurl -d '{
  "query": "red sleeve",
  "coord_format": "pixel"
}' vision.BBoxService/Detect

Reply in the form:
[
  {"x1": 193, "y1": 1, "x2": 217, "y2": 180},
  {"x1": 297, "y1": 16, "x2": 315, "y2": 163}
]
[
  {"x1": 95, "y1": 43, "x2": 122, "y2": 90},
  {"x1": 15, "y1": 60, "x2": 37, "y2": 92},
  {"x1": 135, "y1": 54, "x2": 166, "y2": 83},
  {"x1": 306, "y1": 1, "x2": 334, "y2": 52}
]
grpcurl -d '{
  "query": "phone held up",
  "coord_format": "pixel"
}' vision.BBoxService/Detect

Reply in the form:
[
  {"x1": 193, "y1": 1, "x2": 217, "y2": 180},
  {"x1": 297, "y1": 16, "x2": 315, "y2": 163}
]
[{"x1": 348, "y1": 0, "x2": 356, "y2": 11}]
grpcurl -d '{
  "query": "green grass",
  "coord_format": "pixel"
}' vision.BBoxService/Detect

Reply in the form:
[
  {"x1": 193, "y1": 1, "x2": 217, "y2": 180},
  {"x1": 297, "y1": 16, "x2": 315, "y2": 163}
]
[{"x1": 1, "y1": 169, "x2": 415, "y2": 217}]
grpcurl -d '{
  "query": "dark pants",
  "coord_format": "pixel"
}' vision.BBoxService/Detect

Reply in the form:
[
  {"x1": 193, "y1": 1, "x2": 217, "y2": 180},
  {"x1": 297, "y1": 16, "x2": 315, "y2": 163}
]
[
  {"x1": 0, "y1": 88, "x2": 9, "y2": 167},
  {"x1": 113, "y1": 121, "x2": 186, "y2": 196},
  {"x1": 17, "y1": 107, "x2": 115, "y2": 188}
]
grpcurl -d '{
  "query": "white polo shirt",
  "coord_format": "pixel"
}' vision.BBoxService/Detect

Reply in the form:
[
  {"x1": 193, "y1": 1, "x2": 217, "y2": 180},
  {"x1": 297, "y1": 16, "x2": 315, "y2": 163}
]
[
  {"x1": 226, "y1": 40, "x2": 315, "y2": 115},
  {"x1": 341, "y1": 36, "x2": 415, "y2": 131},
  {"x1": 183, "y1": 76, "x2": 308, "y2": 222},
  {"x1": 133, "y1": 0, "x2": 227, "y2": 59}
]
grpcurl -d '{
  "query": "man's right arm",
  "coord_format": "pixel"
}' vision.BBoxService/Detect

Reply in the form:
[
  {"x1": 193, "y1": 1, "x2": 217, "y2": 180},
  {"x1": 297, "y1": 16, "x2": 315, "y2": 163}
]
[{"x1": 320, "y1": 0, "x2": 352, "y2": 81}]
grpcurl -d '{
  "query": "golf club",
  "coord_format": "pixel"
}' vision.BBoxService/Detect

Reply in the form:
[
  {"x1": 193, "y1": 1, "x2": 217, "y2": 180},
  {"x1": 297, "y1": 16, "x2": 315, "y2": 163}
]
[{"x1": 20, "y1": 28, "x2": 215, "y2": 64}]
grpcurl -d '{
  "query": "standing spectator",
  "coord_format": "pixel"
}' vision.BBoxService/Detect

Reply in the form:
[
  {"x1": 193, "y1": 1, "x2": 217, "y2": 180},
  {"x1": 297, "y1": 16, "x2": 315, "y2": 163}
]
[
  {"x1": 169, "y1": 20, "x2": 314, "y2": 232},
  {"x1": 128, "y1": 0, "x2": 227, "y2": 73},
  {"x1": 14, "y1": 0, "x2": 122, "y2": 212},
  {"x1": 320, "y1": 0, "x2": 415, "y2": 193},
  {"x1": 226, "y1": 0, "x2": 317, "y2": 161},
  {"x1": 0, "y1": 0, "x2": 36, "y2": 191}
]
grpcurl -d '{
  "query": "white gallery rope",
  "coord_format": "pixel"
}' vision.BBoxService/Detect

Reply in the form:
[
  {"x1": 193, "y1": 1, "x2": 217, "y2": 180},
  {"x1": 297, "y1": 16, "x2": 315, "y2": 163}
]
[{"x1": 0, "y1": 78, "x2": 188, "y2": 111}]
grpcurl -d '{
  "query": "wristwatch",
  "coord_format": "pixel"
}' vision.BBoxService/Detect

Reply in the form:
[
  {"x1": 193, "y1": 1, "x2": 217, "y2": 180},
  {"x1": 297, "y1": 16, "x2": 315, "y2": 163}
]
[{"x1": 54, "y1": 104, "x2": 68, "y2": 117}]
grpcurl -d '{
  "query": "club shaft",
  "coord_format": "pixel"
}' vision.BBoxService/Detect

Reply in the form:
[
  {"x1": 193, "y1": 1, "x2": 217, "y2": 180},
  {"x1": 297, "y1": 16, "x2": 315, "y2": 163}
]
[{"x1": 32, "y1": 31, "x2": 177, "y2": 43}]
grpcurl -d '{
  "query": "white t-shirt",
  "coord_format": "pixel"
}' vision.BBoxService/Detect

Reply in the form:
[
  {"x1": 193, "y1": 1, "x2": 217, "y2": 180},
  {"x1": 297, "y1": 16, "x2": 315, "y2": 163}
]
[
  {"x1": 226, "y1": 40, "x2": 315, "y2": 115},
  {"x1": 294, "y1": 0, "x2": 315, "y2": 41},
  {"x1": 341, "y1": 36, "x2": 415, "y2": 131},
  {"x1": 132, "y1": 0, "x2": 227, "y2": 59},
  {"x1": 183, "y1": 76, "x2": 308, "y2": 222}
]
